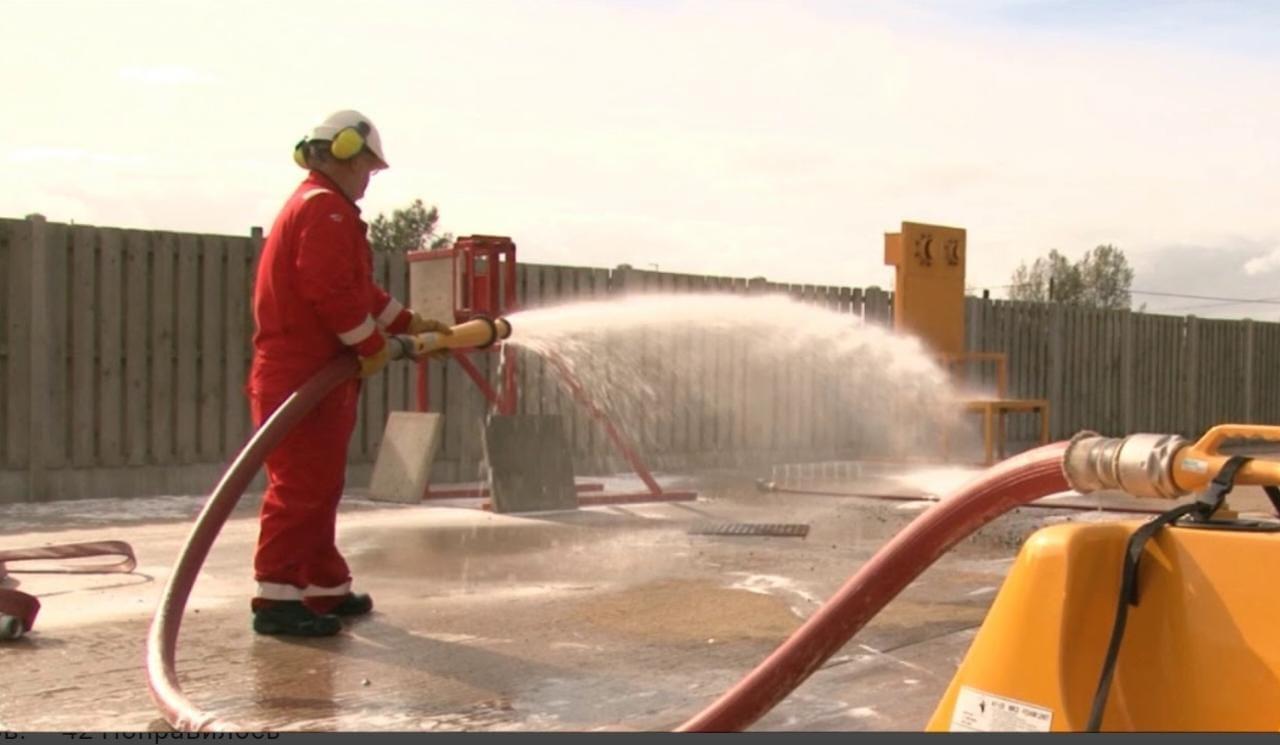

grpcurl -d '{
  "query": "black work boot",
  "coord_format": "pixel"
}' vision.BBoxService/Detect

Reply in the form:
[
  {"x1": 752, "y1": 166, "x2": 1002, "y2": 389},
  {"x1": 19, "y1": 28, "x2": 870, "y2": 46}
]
[
  {"x1": 252, "y1": 600, "x2": 342, "y2": 637},
  {"x1": 325, "y1": 592, "x2": 374, "y2": 618}
]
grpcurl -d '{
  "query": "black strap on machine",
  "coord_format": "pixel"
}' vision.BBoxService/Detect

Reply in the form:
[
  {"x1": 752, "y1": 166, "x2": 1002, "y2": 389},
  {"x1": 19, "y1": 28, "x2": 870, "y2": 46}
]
[
  {"x1": 1266, "y1": 485, "x2": 1280, "y2": 518},
  {"x1": 1086, "y1": 455, "x2": 1252, "y2": 731}
]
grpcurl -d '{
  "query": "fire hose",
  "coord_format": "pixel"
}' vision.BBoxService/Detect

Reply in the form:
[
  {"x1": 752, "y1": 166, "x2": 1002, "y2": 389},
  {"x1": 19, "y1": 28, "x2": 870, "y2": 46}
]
[
  {"x1": 0, "y1": 541, "x2": 137, "y2": 640},
  {"x1": 678, "y1": 441, "x2": 1072, "y2": 731},
  {"x1": 677, "y1": 427, "x2": 1280, "y2": 731},
  {"x1": 144, "y1": 307, "x2": 1280, "y2": 731},
  {"x1": 146, "y1": 318, "x2": 511, "y2": 732}
]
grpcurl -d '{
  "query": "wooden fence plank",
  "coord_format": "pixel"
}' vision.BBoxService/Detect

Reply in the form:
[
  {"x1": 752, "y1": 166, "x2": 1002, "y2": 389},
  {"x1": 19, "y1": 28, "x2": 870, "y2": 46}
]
[
  {"x1": 708, "y1": 277, "x2": 727, "y2": 455},
  {"x1": 4, "y1": 221, "x2": 31, "y2": 470},
  {"x1": 671, "y1": 273, "x2": 692, "y2": 459},
  {"x1": 1244, "y1": 319, "x2": 1256, "y2": 423},
  {"x1": 1062, "y1": 304, "x2": 1074, "y2": 435},
  {"x1": 690, "y1": 275, "x2": 708, "y2": 456},
  {"x1": 124, "y1": 230, "x2": 150, "y2": 466},
  {"x1": 1101, "y1": 310, "x2": 1113, "y2": 433},
  {"x1": 43, "y1": 222, "x2": 69, "y2": 470},
  {"x1": 585, "y1": 267, "x2": 610, "y2": 464},
  {"x1": 658, "y1": 272, "x2": 678, "y2": 458},
  {"x1": 386, "y1": 251, "x2": 408, "y2": 414},
  {"x1": 98, "y1": 228, "x2": 125, "y2": 467},
  {"x1": 175, "y1": 234, "x2": 200, "y2": 464},
  {"x1": 69, "y1": 226, "x2": 96, "y2": 467},
  {"x1": 150, "y1": 233, "x2": 177, "y2": 465},
  {"x1": 1183, "y1": 317, "x2": 1199, "y2": 437},
  {"x1": 1132, "y1": 314, "x2": 1146, "y2": 430},
  {"x1": 730, "y1": 278, "x2": 748, "y2": 452},
  {"x1": 1164, "y1": 316, "x2": 1178, "y2": 431},
  {"x1": 0, "y1": 222, "x2": 9, "y2": 466},
  {"x1": 223, "y1": 236, "x2": 249, "y2": 453},
  {"x1": 197, "y1": 235, "x2": 225, "y2": 462},
  {"x1": 555, "y1": 266, "x2": 581, "y2": 463},
  {"x1": 800, "y1": 285, "x2": 817, "y2": 451},
  {"x1": 1120, "y1": 312, "x2": 1134, "y2": 434}
]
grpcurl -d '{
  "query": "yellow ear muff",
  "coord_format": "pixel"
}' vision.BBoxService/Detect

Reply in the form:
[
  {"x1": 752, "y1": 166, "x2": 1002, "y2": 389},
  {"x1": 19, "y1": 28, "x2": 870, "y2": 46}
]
[
  {"x1": 293, "y1": 139, "x2": 309, "y2": 169},
  {"x1": 330, "y1": 122, "x2": 368, "y2": 161}
]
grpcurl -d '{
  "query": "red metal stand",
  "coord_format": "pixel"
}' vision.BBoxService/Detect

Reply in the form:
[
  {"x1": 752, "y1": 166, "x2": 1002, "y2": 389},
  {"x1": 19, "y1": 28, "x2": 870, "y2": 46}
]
[{"x1": 408, "y1": 236, "x2": 695, "y2": 510}]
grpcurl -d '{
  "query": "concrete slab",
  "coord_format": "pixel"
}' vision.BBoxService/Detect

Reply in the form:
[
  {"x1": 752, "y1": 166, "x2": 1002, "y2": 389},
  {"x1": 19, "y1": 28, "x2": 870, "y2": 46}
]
[
  {"x1": 483, "y1": 416, "x2": 578, "y2": 514},
  {"x1": 368, "y1": 412, "x2": 443, "y2": 504}
]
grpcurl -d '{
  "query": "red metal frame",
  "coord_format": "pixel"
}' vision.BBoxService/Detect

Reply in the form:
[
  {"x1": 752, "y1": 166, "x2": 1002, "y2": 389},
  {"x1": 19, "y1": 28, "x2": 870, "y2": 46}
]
[
  {"x1": 542, "y1": 351, "x2": 663, "y2": 495},
  {"x1": 409, "y1": 236, "x2": 694, "y2": 509},
  {"x1": 453, "y1": 235, "x2": 518, "y2": 323}
]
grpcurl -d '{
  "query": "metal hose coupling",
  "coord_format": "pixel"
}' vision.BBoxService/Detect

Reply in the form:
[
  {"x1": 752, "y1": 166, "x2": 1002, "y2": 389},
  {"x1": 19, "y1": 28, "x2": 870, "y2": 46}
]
[{"x1": 1062, "y1": 431, "x2": 1190, "y2": 500}]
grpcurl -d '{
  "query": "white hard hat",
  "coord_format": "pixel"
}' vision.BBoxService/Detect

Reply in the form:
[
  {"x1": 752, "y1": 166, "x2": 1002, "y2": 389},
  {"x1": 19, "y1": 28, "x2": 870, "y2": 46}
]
[{"x1": 307, "y1": 109, "x2": 388, "y2": 168}]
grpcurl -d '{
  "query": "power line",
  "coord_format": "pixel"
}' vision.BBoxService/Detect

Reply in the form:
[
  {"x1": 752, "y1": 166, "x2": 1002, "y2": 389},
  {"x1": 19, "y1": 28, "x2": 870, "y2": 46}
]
[
  {"x1": 1130, "y1": 289, "x2": 1280, "y2": 305},
  {"x1": 967, "y1": 283, "x2": 1280, "y2": 308}
]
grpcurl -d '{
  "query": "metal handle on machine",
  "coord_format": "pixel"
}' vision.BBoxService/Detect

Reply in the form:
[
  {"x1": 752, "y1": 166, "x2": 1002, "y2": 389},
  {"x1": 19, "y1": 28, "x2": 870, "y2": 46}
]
[
  {"x1": 1173, "y1": 424, "x2": 1280, "y2": 493},
  {"x1": 1064, "y1": 425, "x2": 1280, "y2": 500}
]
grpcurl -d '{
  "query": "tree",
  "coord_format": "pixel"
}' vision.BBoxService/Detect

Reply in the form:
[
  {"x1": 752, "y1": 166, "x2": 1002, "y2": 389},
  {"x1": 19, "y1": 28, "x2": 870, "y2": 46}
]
[
  {"x1": 368, "y1": 199, "x2": 453, "y2": 253},
  {"x1": 1008, "y1": 244, "x2": 1134, "y2": 309}
]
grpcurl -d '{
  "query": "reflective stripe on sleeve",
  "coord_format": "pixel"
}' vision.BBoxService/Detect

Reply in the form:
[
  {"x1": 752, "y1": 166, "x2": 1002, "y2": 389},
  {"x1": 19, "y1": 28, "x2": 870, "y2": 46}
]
[
  {"x1": 337, "y1": 315, "x2": 377, "y2": 346},
  {"x1": 376, "y1": 298, "x2": 404, "y2": 328}
]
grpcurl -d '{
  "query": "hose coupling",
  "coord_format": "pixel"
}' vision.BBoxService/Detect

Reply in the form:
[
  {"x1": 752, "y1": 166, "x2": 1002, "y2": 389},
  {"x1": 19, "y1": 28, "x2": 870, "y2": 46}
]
[{"x1": 1063, "y1": 431, "x2": 1190, "y2": 500}]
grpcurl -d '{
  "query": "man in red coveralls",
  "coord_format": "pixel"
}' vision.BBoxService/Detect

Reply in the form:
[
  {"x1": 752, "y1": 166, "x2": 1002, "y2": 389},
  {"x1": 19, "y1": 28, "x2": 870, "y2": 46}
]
[{"x1": 249, "y1": 110, "x2": 450, "y2": 636}]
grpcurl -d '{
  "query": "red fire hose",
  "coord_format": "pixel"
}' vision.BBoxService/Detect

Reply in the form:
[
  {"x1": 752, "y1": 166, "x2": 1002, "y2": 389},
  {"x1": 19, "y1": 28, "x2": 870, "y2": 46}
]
[
  {"x1": 0, "y1": 541, "x2": 137, "y2": 639},
  {"x1": 146, "y1": 356, "x2": 357, "y2": 731},
  {"x1": 146, "y1": 347, "x2": 1071, "y2": 731},
  {"x1": 678, "y1": 441, "x2": 1070, "y2": 731}
]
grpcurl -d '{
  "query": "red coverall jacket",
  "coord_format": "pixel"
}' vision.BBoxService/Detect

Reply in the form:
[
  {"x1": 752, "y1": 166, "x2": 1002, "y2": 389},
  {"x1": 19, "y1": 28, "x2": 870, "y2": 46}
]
[{"x1": 248, "y1": 172, "x2": 412, "y2": 606}]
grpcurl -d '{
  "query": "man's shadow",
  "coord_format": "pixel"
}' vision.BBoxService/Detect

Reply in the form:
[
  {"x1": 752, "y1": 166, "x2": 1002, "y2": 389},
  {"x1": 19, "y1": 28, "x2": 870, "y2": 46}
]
[{"x1": 247, "y1": 615, "x2": 579, "y2": 727}]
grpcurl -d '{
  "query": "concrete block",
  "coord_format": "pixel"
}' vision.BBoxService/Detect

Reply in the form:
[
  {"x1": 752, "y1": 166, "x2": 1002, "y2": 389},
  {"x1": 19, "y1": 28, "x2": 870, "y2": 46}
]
[
  {"x1": 483, "y1": 415, "x2": 577, "y2": 514},
  {"x1": 368, "y1": 412, "x2": 444, "y2": 503}
]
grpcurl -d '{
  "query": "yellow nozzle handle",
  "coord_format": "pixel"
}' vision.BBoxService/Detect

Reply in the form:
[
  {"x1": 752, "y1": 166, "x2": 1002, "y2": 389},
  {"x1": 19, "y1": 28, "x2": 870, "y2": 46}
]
[
  {"x1": 387, "y1": 316, "x2": 513, "y2": 361},
  {"x1": 1173, "y1": 424, "x2": 1280, "y2": 492}
]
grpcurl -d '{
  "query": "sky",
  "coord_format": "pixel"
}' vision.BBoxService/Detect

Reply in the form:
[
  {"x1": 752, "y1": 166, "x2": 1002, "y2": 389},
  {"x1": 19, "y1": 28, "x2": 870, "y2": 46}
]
[{"x1": 4, "y1": 0, "x2": 1279, "y2": 319}]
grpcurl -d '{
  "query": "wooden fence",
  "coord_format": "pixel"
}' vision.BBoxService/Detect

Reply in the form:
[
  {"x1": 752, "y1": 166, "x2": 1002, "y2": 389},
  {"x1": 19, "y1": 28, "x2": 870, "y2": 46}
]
[{"x1": 2, "y1": 214, "x2": 1277, "y2": 502}]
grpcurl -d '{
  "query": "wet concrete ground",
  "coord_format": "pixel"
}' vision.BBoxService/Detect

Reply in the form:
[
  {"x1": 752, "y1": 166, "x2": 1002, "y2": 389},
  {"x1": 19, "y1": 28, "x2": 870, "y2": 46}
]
[{"x1": 2, "y1": 467, "x2": 1276, "y2": 732}]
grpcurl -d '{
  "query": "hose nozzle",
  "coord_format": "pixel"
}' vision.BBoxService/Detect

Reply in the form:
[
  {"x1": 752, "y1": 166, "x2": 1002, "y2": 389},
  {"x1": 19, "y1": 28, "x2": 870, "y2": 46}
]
[{"x1": 389, "y1": 316, "x2": 513, "y2": 361}]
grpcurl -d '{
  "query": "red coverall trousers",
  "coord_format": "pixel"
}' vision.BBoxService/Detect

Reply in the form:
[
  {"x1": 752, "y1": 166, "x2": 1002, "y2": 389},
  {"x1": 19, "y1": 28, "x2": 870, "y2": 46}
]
[{"x1": 250, "y1": 379, "x2": 360, "y2": 606}]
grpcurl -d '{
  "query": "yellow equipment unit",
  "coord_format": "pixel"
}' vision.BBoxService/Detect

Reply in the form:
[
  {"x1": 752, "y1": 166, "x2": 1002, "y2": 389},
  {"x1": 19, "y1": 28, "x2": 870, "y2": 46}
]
[
  {"x1": 883, "y1": 221, "x2": 966, "y2": 356},
  {"x1": 927, "y1": 426, "x2": 1280, "y2": 732},
  {"x1": 884, "y1": 221, "x2": 1050, "y2": 463}
]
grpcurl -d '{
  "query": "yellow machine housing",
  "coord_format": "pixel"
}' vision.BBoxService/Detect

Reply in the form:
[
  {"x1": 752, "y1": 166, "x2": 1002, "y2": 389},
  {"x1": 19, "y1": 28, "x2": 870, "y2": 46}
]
[
  {"x1": 926, "y1": 520, "x2": 1280, "y2": 732},
  {"x1": 883, "y1": 221, "x2": 966, "y2": 356}
]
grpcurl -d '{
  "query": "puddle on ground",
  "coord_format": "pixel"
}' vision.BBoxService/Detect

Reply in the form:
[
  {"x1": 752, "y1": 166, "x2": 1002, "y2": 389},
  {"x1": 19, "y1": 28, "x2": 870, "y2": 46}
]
[{"x1": 570, "y1": 579, "x2": 802, "y2": 643}]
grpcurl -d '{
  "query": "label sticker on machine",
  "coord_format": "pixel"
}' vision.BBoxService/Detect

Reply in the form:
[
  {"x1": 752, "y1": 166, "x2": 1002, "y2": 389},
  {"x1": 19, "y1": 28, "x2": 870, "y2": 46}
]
[
  {"x1": 950, "y1": 686, "x2": 1053, "y2": 732},
  {"x1": 1181, "y1": 458, "x2": 1209, "y2": 474}
]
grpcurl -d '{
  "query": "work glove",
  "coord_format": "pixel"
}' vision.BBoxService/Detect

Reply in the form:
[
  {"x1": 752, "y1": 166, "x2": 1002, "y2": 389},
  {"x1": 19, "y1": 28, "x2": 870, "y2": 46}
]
[
  {"x1": 358, "y1": 343, "x2": 391, "y2": 378},
  {"x1": 407, "y1": 314, "x2": 458, "y2": 360},
  {"x1": 407, "y1": 314, "x2": 453, "y2": 336}
]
